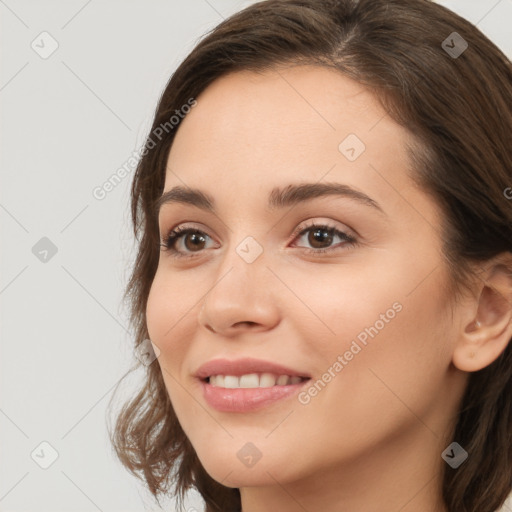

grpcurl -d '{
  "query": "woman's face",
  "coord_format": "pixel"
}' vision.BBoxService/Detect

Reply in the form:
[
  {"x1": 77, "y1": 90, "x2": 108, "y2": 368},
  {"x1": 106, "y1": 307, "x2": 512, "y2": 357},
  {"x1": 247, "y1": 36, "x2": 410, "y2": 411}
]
[{"x1": 146, "y1": 66, "x2": 469, "y2": 501}]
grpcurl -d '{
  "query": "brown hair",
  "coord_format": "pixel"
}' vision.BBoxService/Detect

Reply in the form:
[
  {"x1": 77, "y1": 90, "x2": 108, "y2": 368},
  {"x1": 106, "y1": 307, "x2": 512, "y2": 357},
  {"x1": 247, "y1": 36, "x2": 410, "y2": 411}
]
[{"x1": 106, "y1": 1, "x2": 512, "y2": 510}]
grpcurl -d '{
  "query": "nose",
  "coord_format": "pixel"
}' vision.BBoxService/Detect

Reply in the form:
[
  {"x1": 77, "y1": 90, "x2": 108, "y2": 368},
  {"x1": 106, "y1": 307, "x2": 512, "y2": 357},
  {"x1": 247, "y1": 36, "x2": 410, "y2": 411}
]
[{"x1": 197, "y1": 242, "x2": 281, "y2": 337}]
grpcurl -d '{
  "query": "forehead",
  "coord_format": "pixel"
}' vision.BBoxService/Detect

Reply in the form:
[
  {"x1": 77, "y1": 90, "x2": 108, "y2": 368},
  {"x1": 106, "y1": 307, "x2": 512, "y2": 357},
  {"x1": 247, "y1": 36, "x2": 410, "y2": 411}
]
[
  {"x1": 164, "y1": 65, "x2": 421, "y2": 215},
  {"x1": 168, "y1": 64, "x2": 409, "y2": 161},
  {"x1": 171, "y1": 65, "x2": 395, "y2": 148}
]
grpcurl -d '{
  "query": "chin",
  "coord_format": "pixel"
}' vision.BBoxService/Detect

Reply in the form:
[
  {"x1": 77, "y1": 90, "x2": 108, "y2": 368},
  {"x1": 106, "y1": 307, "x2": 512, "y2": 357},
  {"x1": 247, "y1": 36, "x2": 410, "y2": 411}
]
[
  {"x1": 206, "y1": 462, "x2": 287, "y2": 488},
  {"x1": 194, "y1": 443, "x2": 298, "y2": 488}
]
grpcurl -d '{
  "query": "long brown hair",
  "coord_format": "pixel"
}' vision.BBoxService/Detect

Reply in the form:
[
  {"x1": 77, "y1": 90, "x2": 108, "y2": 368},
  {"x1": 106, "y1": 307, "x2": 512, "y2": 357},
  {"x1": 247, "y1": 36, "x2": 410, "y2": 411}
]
[{"x1": 106, "y1": 1, "x2": 512, "y2": 510}]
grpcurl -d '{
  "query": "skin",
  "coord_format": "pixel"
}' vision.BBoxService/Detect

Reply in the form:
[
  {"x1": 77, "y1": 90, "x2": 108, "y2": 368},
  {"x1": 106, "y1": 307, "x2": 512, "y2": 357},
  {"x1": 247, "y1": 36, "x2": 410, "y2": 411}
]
[{"x1": 145, "y1": 65, "x2": 512, "y2": 512}]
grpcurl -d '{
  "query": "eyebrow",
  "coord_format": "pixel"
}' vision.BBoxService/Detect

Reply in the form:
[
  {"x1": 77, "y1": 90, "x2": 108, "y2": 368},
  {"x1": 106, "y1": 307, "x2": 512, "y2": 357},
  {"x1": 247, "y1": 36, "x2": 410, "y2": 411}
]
[{"x1": 154, "y1": 182, "x2": 385, "y2": 216}]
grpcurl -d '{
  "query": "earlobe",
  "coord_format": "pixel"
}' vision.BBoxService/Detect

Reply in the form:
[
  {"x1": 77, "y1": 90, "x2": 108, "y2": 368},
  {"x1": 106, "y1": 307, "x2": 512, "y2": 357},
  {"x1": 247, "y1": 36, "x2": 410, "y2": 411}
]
[
  {"x1": 452, "y1": 253, "x2": 512, "y2": 373},
  {"x1": 452, "y1": 329, "x2": 487, "y2": 373}
]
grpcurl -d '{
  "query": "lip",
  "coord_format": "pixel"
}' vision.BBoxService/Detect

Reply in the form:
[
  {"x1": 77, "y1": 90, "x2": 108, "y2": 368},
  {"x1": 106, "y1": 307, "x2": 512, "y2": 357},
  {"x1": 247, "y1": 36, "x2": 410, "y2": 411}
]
[{"x1": 194, "y1": 357, "x2": 312, "y2": 413}]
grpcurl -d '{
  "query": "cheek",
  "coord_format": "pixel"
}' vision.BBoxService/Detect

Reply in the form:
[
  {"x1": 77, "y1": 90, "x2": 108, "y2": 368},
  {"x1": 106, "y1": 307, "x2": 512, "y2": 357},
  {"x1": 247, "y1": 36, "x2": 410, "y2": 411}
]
[
  {"x1": 145, "y1": 276, "x2": 200, "y2": 420},
  {"x1": 272, "y1": 259, "x2": 406, "y2": 356},
  {"x1": 288, "y1": 248, "x2": 451, "y2": 356},
  {"x1": 146, "y1": 279, "x2": 171, "y2": 347},
  {"x1": 284, "y1": 258, "x2": 453, "y2": 419},
  {"x1": 145, "y1": 273, "x2": 195, "y2": 365}
]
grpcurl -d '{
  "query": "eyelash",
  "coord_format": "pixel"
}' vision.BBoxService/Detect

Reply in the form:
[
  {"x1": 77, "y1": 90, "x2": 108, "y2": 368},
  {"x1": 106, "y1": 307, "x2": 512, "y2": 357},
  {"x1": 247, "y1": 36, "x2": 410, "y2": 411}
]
[{"x1": 159, "y1": 221, "x2": 357, "y2": 260}]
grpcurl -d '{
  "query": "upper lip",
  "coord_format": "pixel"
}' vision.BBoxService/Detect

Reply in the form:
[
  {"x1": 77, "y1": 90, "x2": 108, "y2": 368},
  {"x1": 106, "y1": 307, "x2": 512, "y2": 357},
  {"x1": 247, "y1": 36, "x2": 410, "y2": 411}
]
[{"x1": 195, "y1": 357, "x2": 311, "y2": 380}]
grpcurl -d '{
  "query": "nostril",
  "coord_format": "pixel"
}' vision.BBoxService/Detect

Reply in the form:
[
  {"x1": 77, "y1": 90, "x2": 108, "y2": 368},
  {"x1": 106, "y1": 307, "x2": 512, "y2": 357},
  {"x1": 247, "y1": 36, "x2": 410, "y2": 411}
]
[{"x1": 235, "y1": 321, "x2": 257, "y2": 328}]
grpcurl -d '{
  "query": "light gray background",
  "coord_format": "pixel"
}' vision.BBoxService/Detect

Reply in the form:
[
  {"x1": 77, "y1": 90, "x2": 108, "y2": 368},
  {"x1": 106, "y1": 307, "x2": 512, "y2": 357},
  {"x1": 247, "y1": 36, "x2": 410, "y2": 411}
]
[{"x1": 1, "y1": 1, "x2": 511, "y2": 511}]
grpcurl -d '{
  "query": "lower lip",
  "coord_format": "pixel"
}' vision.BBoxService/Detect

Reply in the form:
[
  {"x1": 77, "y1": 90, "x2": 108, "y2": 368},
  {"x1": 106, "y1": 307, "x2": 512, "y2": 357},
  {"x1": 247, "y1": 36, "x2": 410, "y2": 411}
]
[{"x1": 200, "y1": 378, "x2": 310, "y2": 412}]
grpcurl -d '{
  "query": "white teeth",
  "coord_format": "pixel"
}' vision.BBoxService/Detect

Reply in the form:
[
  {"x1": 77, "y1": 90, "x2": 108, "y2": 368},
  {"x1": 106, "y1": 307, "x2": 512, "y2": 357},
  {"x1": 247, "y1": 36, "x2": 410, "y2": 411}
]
[
  {"x1": 260, "y1": 372, "x2": 277, "y2": 387},
  {"x1": 208, "y1": 373, "x2": 305, "y2": 388},
  {"x1": 239, "y1": 373, "x2": 260, "y2": 388},
  {"x1": 276, "y1": 375, "x2": 289, "y2": 385},
  {"x1": 210, "y1": 375, "x2": 225, "y2": 387},
  {"x1": 224, "y1": 375, "x2": 239, "y2": 389}
]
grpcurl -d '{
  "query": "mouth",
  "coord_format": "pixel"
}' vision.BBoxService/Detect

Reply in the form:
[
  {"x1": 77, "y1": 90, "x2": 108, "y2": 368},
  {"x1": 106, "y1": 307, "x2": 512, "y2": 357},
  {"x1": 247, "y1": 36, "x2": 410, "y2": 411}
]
[{"x1": 195, "y1": 358, "x2": 312, "y2": 412}]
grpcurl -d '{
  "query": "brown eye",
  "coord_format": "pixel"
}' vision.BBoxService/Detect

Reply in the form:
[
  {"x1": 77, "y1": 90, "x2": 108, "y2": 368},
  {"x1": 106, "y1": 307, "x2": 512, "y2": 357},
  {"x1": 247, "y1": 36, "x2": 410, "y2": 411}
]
[
  {"x1": 307, "y1": 227, "x2": 335, "y2": 249},
  {"x1": 182, "y1": 231, "x2": 207, "y2": 251},
  {"x1": 161, "y1": 227, "x2": 215, "y2": 258},
  {"x1": 293, "y1": 223, "x2": 356, "y2": 253}
]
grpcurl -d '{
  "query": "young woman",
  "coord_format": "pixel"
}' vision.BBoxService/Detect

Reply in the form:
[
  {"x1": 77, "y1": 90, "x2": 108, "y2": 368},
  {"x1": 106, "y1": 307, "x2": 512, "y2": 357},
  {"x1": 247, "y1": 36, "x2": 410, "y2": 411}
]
[{"x1": 108, "y1": 1, "x2": 512, "y2": 511}]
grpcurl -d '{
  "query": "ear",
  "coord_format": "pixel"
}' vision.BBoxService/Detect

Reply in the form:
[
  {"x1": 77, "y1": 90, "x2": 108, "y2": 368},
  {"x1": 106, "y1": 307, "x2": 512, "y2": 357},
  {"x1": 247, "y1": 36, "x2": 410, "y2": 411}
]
[{"x1": 452, "y1": 252, "x2": 512, "y2": 372}]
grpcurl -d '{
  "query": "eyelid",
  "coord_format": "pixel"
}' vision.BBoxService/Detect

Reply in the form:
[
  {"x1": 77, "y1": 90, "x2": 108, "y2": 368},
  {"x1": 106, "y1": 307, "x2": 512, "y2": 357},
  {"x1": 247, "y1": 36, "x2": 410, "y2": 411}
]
[
  {"x1": 162, "y1": 217, "x2": 354, "y2": 241},
  {"x1": 161, "y1": 221, "x2": 217, "y2": 241},
  {"x1": 289, "y1": 217, "x2": 357, "y2": 242}
]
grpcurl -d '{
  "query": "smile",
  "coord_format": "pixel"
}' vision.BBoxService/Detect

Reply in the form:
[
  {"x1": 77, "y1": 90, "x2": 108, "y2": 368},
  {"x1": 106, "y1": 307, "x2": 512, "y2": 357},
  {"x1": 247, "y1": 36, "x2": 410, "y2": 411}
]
[{"x1": 207, "y1": 373, "x2": 307, "y2": 388}]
